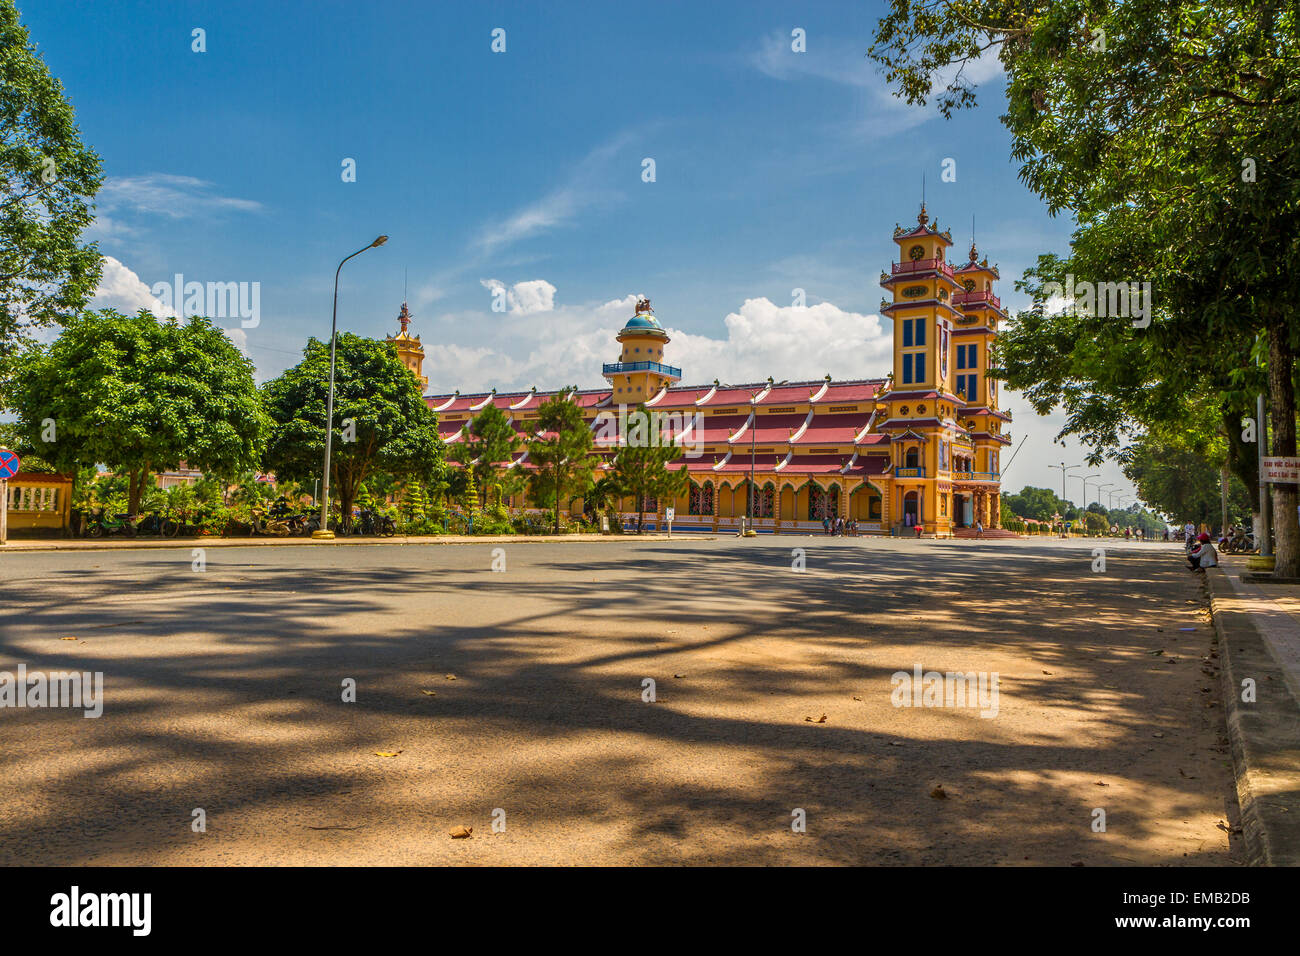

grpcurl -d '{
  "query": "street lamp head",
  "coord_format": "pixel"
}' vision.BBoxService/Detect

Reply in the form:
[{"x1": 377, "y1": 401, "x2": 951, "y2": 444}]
[{"x1": 371, "y1": 235, "x2": 389, "y2": 247}]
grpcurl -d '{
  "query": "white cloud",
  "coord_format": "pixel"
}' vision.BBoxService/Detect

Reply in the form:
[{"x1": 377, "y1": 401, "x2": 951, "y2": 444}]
[
  {"x1": 469, "y1": 133, "x2": 632, "y2": 256},
  {"x1": 668, "y1": 298, "x2": 892, "y2": 385},
  {"x1": 479, "y1": 278, "x2": 557, "y2": 315},
  {"x1": 423, "y1": 285, "x2": 890, "y2": 396},
  {"x1": 89, "y1": 257, "x2": 251, "y2": 359},
  {"x1": 222, "y1": 327, "x2": 250, "y2": 356},
  {"x1": 97, "y1": 173, "x2": 262, "y2": 220},
  {"x1": 91, "y1": 256, "x2": 177, "y2": 317}
]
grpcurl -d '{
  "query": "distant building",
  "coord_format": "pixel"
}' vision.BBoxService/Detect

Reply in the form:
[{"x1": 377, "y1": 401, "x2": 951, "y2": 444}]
[{"x1": 155, "y1": 463, "x2": 203, "y2": 489}]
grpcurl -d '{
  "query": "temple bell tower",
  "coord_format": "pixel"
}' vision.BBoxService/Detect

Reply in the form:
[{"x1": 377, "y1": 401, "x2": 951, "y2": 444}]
[{"x1": 387, "y1": 302, "x2": 428, "y2": 390}]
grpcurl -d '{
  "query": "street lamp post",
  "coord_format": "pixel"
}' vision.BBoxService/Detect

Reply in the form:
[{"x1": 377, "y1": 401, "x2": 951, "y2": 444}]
[
  {"x1": 1079, "y1": 473, "x2": 1100, "y2": 509},
  {"x1": 313, "y1": 235, "x2": 388, "y2": 540},
  {"x1": 1048, "y1": 461, "x2": 1082, "y2": 507}
]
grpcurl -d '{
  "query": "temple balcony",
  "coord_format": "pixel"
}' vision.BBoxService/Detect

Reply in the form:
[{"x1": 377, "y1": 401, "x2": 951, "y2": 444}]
[
  {"x1": 952, "y1": 471, "x2": 1000, "y2": 481},
  {"x1": 952, "y1": 289, "x2": 1001, "y2": 309},
  {"x1": 895, "y1": 466, "x2": 926, "y2": 478},
  {"x1": 602, "y1": 361, "x2": 681, "y2": 379},
  {"x1": 889, "y1": 259, "x2": 956, "y2": 279}
]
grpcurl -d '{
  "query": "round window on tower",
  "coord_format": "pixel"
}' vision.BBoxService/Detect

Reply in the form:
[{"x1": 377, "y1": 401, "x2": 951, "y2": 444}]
[{"x1": 908, "y1": 245, "x2": 924, "y2": 261}]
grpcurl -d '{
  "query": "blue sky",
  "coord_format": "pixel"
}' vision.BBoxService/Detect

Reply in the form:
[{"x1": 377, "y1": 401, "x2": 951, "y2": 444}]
[{"x1": 21, "y1": 0, "x2": 1143, "y2": 510}]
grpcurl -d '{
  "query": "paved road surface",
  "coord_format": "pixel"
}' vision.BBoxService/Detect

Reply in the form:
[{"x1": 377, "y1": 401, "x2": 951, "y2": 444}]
[{"x1": 0, "y1": 536, "x2": 1240, "y2": 865}]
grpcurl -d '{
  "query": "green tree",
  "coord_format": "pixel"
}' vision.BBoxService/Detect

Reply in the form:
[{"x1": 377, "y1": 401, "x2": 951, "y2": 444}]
[
  {"x1": 6, "y1": 309, "x2": 266, "y2": 514},
  {"x1": 869, "y1": 1, "x2": 1300, "y2": 573},
  {"x1": 451, "y1": 400, "x2": 521, "y2": 505},
  {"x1": 1123, "y1": 436, "x2": 1252, "y2": 530},
  {"x1": 527, "y1": 387, "x2": 600, "y2": 534},
  {"x1": 400, "y1": 478, "x2": 427, "y2": 524},
  {"x1": 1002, "y1": 485, "x2": 1074, "y2": 522},
  {"x1": 606, "y1": 407, "x2": 689, "y2": 533},
  {"x1": 262, "y1": 333, "x2": 445, "y2": 528},
  {"x1": 0, "y1": 0, "x2": 103, "y2": 387}
]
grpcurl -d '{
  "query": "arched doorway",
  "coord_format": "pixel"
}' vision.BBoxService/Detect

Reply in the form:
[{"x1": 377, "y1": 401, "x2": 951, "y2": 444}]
[{"x1": 903, "y1": 490, "x2": 920, "y2": 526}]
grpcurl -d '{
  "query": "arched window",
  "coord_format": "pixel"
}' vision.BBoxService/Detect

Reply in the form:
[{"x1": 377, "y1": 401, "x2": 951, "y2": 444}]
[
  {"x1": 809, "y1": 484, "x2": 840, "y2": 520},
  {"x1": 689, "y1": 482, "x2": 715, "y2": 516},
  {"x1": 905, "y1": 447, "x2": 920, "y2": 468}
]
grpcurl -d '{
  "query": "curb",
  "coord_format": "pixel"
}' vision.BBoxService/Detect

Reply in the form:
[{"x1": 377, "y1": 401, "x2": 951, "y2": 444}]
[
  {"x1": 1205, "y1": 567, "x2": 1300, "y2": 866},
  {"x1": 0, "y1": 533, "x2": 705, "y2": 553}
]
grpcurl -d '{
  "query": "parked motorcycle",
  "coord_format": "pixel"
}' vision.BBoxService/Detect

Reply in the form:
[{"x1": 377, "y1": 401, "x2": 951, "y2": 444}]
[{"x1": 86, "y1": 509, "x2": 138, "y2": 538}]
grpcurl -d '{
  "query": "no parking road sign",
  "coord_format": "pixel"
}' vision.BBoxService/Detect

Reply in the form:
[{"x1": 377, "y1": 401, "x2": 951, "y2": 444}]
[{"x1": 0, "y1": 448, "x2": 18, "y2": 544}]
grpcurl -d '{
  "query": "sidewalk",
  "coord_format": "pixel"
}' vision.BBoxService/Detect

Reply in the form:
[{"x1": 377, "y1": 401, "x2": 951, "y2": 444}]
[
  {"x1": 0, "y1": 532, "x2": 695, "y2": 552},
  {"x1": 1205, "y1": 559, "x2": 1300, "y2": 865}
]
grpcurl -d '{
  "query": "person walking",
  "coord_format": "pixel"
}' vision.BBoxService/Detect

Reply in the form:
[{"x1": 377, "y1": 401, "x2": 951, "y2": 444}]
[{"x1": 975, "y1": 519, "x2": 984, "y2": 539}]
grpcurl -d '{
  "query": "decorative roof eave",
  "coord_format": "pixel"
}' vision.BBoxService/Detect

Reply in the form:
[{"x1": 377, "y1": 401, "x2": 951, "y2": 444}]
[
  {"x1": 506, "y1": 451, "x2": 529, "y2": 470},
  {"x1": 841, "y1": 450, "x2": 859, "y2": 475},
  {"x1": 774, "y1": 450, "x2": 794, "y2": 472},
  {"x1": 694, "y1": 384, "x2": 718, "y2": 406},
  {"x1": 431, "y1": 394, "x2": 458, "y2": 413},
  {"x1": 892, "y1": 224, "x2": 954, "y2": 243},
  {"x1": 881, "y1": 299, "x2": 966, "y2": 319},
  {"x1": 644, "y1": 383, "x2": 671, "y2": 406},
  {"x1": 712, "y1": 450, "x2": 733, "y2": 471},
  {"x1": 753, "y1": 382, "x2": 773, "y2": 403},
  {"x1": 894, "y1": 429, "x2": 930, "y2": 442},
  {"x1": 788, "y1": 409, "x2": 815, "y2": 443},
  {"x1": 808, "y1": 381, "x2": 830, "y2": 403},
  {"x1": 853, "y1": 407, "x2": 879, "y2": 444},
  {"x1": 727, "y1": 410, "x2": 755, "y2": 444},
  {"x1": 469, "y1": 392, "x2": 495, "y2": 411},
  {"x1": 508, "y1": 388, "x2": 536, "y2": 410}
]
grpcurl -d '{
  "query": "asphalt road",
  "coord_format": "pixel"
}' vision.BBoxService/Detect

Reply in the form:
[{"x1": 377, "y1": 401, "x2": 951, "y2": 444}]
[{"x1": 0, "y1": 536, "x2": 1240, "y2": 865}]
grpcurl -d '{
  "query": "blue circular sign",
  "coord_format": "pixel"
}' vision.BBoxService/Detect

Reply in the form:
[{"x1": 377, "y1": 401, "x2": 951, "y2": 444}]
[{"x1": 0, "y1": 449, "x2": 20, "y2": 480}]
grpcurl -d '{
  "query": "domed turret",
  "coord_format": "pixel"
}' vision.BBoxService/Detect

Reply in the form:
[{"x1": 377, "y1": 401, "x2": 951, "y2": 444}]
[{"x1": 603, "y1": 297, "x2": 680, "y2": 403}]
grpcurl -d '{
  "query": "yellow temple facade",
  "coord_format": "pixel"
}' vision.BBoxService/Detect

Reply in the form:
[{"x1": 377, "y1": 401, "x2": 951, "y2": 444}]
[{"x1": 411, "y1": 207, "x2": 1012, "y2": 536}]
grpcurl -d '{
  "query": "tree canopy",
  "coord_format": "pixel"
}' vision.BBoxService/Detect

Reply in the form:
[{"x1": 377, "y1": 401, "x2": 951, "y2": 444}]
[
  {"x1": 262, "y1": 333, "x2": 445, "y2": 525},
  {"x1": 527, "y1": 388, "x2": 600, "y2": 534},
  {"x1": 0, "y1": 0, "x2": 103, "y2": 388},
  {"x1": 6, "y1": 308, "x2": 267, "y2": 513}
]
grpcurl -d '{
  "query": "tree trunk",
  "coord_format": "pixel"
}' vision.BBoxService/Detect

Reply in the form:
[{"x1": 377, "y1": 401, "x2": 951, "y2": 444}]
[
  {"x1": 127, "y1": 465, "x2": 150, "y2": 516},
  {"x1": 1267, "y1": 321, "x2": 1299, "y2": 576}
]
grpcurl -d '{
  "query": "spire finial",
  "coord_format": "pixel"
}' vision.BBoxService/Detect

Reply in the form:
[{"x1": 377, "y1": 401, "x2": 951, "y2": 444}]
[
  {"x1": 398, "y1": 301, "x2": 411, "y2": 334},
  {"x1": 969, "y1": 214, "x2": 978, "y2": 262}
]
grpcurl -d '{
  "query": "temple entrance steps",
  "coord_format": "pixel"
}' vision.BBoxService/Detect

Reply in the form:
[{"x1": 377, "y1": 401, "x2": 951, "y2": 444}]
[{"x1": 952, "y1": 527, "x2": 1023, "y2": 539}]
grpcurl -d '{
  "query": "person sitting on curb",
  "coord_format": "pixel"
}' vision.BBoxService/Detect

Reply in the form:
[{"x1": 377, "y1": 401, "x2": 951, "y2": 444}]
[{"x1": 1188, "y1": 532, "x2": 1218, "y2": 572}]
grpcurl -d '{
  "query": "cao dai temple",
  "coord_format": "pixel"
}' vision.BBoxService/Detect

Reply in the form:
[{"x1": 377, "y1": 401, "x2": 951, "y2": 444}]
[{"x1": 392, "y1": 207, "x2": 1011, "y2": 537}]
